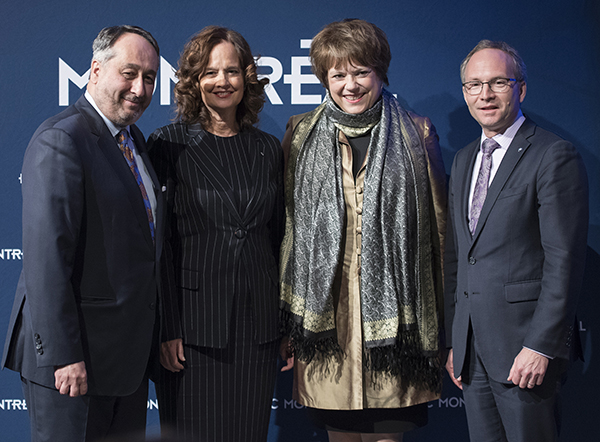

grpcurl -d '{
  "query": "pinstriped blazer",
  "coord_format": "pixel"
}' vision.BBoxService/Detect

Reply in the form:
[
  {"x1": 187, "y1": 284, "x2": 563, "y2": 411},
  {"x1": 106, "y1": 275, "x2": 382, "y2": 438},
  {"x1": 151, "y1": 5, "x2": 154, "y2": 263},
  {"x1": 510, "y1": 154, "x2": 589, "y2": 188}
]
[{"x1": 148, "y1": 122, "x2": 283, "y2": 348}]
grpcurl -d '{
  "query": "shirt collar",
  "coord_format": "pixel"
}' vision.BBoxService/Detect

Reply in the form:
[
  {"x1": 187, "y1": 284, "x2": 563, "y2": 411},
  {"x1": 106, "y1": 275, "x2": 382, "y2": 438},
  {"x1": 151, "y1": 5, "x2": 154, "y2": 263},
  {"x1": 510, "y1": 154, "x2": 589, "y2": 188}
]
[
  {"x1": 84, "y1": 91, "x2": 130, "y2": 138},
  {"x1": 479, "y1": 110, "x2": 525, "y2": 151}
]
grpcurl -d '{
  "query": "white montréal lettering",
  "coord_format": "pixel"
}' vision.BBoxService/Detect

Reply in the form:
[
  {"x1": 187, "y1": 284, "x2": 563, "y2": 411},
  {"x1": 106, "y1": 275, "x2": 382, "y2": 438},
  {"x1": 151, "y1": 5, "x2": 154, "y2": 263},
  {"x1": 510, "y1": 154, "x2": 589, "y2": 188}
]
[
  {"x1": 58, "y1": 40, "x2": 324, "y2": 107},
  {"x1": 0, "y1": 249, "x2": 23, "y2": 260}
]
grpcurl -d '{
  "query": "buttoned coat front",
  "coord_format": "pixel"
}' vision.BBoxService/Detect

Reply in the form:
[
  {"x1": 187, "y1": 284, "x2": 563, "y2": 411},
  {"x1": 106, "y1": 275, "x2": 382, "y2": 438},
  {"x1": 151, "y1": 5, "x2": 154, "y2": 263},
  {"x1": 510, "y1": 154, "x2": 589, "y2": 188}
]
[
  {"x1": 444, "y1": 118, "x2": 588, "y2": 383},
  {"x1": 148, "y1": 123, "x2": 283, "y2": 348},
  {"x1": 2, "y1": 95, "x2": 163, "y2": 397}
]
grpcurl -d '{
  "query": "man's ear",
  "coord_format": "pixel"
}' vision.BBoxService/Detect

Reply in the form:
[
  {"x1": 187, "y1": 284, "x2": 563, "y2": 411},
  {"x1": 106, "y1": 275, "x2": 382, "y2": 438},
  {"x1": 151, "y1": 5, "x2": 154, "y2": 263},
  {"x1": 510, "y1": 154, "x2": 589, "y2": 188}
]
[
  {"x1": 519, "y1": 81, "x2": 527, "y2": 104},
  {"x1": 89, "y1": 59, "x2": 101, "y2": 85}
]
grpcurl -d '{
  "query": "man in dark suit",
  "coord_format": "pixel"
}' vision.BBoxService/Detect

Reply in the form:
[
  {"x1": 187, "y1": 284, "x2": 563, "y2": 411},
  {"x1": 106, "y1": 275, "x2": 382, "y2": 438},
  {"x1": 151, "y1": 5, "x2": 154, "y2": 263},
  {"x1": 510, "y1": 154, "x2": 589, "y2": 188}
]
[
  {"x1": 1, "y1": 25, "x2": 162, "y2": 441},
  {"x1": 444, "y1": 40, "x2": 588, "y2": 442}
]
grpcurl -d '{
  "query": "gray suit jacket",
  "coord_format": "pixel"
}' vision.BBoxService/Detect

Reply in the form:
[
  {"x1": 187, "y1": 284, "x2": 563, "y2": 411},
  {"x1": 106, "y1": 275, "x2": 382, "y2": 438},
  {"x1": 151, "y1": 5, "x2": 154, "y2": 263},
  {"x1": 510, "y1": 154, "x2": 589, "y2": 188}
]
[
  {"x1": 444, "y1": 118, "x2": 588, "y2": 383},
  {"x1": 2, "y1": 95, "x2": 163, "y2": 396}
]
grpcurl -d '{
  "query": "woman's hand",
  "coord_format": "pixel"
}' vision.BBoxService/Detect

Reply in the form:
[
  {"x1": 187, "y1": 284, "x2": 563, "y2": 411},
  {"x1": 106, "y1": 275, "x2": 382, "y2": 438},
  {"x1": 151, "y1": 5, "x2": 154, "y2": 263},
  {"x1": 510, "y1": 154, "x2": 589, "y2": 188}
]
[
  {"x1": 161, "y1": 338, "x2": 186, "y2": 372},
  {"x1": 280, "y1": 336, "x2": 294, "y2": 372}
]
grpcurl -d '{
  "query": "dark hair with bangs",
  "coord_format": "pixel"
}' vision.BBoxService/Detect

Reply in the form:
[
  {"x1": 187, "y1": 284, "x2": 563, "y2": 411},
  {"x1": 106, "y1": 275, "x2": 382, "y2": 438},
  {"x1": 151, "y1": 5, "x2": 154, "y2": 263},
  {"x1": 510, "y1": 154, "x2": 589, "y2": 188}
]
[
  {"x1": 173, "y1": 26, "x2": 268, "y2": 131},
  {"x1": 310, "y1": 19, "x2": 391, "y2": 88}
]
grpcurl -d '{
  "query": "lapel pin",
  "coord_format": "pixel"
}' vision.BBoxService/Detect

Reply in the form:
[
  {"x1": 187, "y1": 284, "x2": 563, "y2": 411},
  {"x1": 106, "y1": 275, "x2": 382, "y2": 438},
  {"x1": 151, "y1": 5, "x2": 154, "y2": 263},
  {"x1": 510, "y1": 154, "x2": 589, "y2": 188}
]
[{"x1": 518, "y1": 148, "x2": 523, "y2": 152}]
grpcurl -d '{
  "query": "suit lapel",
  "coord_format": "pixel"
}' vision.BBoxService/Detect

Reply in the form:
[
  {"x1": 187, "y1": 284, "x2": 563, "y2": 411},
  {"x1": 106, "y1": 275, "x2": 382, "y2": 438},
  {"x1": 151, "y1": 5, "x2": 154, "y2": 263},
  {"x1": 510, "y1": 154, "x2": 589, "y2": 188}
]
[
  {"x1": 470, "y1": 120, "x2": 534, "y2": 241},
  {"x1": 75, "y1": 96, "x2": 155, "y2": 248},
  {"x1": 458, "y1": 139, "x2": 480, "y2": 241},
  {"x1": 184, "y1": 125, "x2": 243, "y2": 223},
  {"x1": 239, "y1": 131, "x2": 264, "y2": 223}
]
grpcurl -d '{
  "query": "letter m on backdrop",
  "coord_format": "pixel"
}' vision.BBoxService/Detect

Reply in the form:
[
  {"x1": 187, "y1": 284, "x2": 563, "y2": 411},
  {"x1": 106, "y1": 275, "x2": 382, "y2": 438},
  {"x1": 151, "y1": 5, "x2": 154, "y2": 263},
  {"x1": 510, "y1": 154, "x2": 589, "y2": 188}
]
[{"x1": 59, "y1": 58, "x2": 90, "y2": 106}]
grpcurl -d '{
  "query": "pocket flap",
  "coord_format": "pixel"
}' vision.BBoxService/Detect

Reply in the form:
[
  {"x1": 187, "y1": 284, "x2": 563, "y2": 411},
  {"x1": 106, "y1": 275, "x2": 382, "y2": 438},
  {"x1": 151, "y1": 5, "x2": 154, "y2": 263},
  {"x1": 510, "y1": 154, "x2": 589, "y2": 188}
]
[
  {"x1": 177, "y1": 268, "x2": 199, "y2": 290},
  {"x1": 504, "y1": 280, "x2": 541, "y2": 302}
]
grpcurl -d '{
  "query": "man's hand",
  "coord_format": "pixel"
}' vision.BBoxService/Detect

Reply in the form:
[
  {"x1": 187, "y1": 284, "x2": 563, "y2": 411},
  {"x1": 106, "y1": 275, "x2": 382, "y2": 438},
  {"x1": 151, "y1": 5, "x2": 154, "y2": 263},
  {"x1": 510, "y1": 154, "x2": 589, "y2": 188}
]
[
  {"x1": 507, "y1": 347, "x2": 549, "y2": 389},
  {"x1": 445, "y1": 348, "x2": 463, "y2": 390},
  {"x1": 54, "y1": 361, "x2": 87, "y2": 397},
  {"x1": 160, "y1": 338, "x2": 186, "y2": 372}
]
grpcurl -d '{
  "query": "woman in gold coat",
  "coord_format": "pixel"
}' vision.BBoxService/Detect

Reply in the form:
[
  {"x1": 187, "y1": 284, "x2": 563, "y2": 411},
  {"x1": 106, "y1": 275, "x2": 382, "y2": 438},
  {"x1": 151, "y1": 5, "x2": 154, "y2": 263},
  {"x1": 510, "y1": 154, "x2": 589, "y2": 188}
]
[{"x1": 279, "y1": 19, "x2": 447, "y2": 442}]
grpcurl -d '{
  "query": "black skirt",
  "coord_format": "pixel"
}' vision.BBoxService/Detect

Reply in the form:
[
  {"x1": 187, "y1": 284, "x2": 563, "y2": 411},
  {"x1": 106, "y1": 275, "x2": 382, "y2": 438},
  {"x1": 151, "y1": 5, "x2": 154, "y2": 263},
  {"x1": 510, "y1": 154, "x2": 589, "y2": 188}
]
[
  {"x1": 306, "y1": 403, "x2": 428, "y2": 434},
  {"x1": 156, "y1": 288, "x2": 279, "y2": 442}
]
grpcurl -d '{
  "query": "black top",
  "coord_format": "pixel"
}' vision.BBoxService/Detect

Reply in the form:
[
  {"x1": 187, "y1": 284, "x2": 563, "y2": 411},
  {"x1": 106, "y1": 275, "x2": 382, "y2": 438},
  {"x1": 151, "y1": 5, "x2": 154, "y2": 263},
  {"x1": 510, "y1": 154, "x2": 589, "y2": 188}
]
[{"x1": 347, "y1": 133, "x2": 371, "y2": 179}]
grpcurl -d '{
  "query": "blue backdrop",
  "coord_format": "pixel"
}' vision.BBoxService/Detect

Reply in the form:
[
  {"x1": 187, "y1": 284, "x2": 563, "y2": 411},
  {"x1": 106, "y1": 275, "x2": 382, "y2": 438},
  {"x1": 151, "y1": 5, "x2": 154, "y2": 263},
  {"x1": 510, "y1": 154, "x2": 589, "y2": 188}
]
[{"x1": 1, "y1": 1, "x2": 598, "y2": 440}]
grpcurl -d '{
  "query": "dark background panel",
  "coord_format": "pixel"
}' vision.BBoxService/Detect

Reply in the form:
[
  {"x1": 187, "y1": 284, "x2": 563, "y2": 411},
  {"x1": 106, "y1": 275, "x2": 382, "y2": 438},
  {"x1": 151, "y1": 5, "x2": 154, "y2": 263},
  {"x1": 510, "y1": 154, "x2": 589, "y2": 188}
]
[{"x1": 1, "y1": 1, "x2": 597, "y2": 440}]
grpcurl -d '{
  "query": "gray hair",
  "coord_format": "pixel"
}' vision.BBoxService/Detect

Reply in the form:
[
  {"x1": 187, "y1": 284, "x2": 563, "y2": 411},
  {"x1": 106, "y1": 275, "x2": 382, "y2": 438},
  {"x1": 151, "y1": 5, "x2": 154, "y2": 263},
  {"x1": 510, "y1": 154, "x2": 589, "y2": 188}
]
[
  {"x1": 460, "y1": 39, "x2": 527, "y2": 83},
  {"x1": 92, "y1": 25, "x2": 159, "y2": 64}
]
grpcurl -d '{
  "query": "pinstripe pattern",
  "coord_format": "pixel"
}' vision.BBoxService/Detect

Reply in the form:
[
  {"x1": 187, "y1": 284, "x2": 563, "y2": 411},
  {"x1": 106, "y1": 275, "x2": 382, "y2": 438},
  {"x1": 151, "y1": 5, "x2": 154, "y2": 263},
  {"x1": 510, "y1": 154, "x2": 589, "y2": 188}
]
[
  {"x1": 158, "y1": 285, "x2": 278, "y2": 441},
  {"x1": 148, "y1": 122, "x2": 283, "y2": 441}
]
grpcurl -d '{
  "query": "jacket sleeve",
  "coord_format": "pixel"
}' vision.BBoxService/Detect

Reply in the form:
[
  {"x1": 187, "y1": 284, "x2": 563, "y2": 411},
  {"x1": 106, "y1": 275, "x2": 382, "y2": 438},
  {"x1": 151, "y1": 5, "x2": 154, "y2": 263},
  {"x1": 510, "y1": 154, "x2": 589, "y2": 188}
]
[
  {"x1": 148, "y1": 132, "x2": 183, "y2": 343},
  {"x1": 22, "y1": 127, "x2": 86, "y2": 368},
  {"x1": 413, "y1": 114, "x2": 448, "y2": 328},
  {"x1": 523, "y1": 139, "x2": 588, "y2": 358}
]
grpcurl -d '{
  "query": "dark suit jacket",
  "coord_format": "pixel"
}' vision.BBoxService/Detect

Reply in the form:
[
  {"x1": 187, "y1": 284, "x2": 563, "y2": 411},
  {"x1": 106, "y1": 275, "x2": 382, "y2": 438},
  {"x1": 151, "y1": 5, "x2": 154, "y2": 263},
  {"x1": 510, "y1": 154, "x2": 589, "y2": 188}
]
[
  {"x1": 444, "y1": 118, "x2": 588, "y2": 383},
  {"x1": 1, "y1": 95, "x2": 163, "y2": 396},
  {"x1": 148, "y1": 122, "x2": 283, "y2": 348}
]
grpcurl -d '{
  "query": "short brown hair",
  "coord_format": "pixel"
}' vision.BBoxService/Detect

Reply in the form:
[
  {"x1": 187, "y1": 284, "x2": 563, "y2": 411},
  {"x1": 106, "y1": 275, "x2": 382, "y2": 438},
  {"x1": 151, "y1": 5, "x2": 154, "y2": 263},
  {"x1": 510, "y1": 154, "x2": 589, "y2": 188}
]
[
  {"x1": 173, "y1": 26, "x2": 268, "y2": 131},
  {"x1": 310, "y1": 19, "x2": 391, "y2": 88}
]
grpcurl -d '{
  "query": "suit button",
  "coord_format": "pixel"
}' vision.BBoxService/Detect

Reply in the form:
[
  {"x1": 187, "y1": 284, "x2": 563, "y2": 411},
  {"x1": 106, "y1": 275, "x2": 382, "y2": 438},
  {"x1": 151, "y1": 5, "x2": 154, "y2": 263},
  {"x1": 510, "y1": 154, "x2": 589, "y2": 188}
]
[
  {"x1": 149, "y1": 302, "x2": 156, "y2": 310},
  {"x1": 464, "y1": 291, "x2": 468, "y2": 298},
  {"x1": 468, "y1": 256, "x2": 476, "y2": 265},
  {"x1": 234, "y1": 229, "x2": 246, "y2": 239}
]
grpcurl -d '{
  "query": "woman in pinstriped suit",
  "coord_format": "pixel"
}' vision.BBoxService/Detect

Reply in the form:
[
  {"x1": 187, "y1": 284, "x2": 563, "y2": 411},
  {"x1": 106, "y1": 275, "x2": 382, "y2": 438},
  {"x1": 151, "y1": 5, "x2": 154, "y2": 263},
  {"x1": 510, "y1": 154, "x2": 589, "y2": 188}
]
[{"x1": 148, "y1": 26, "x2": 283, "y2": 442}]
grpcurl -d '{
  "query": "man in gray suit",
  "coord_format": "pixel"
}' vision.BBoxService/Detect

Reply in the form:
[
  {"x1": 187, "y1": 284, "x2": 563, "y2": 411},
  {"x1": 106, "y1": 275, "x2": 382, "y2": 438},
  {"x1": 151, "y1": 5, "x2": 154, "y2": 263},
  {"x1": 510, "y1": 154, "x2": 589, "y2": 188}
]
[
  {"x1": 444, "y1": 40, "x2": 588, "y2": 442},
  {"x1": 2, "y1": 25, "x2": 162, "y2": 441}
]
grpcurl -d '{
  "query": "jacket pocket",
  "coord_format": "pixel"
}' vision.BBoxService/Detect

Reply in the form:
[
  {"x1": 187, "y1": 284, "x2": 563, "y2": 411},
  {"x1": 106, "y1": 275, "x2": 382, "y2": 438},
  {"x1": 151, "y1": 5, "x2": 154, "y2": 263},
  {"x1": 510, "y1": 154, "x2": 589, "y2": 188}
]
[
  {"x1": 177, "y1": 268, "x2": 199, "y2": 290},
  {"x1": 504, "y1": 280, "x2": 541, "y2": 303},
  {"x1": 498, "y1": 184, "x2": 528, "y2": 200}
]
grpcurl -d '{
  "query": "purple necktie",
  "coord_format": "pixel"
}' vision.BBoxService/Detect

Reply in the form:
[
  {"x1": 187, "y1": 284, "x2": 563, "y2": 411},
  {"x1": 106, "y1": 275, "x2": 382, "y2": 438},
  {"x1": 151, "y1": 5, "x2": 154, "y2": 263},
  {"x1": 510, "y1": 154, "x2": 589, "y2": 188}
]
[
  {"x1": 469, "y1": 138, "x2": 500, "y2": 235},
  {"x1": 116, "y1": 129, "x2": 155, "y2": 242}
]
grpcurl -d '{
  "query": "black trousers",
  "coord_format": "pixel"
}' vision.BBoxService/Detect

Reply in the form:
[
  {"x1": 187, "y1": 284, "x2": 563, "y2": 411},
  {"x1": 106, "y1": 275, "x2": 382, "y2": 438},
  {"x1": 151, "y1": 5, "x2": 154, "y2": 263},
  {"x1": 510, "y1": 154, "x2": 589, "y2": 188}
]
[{"x1": 22, "y1": 376, "x2": 148, "y2": 442}]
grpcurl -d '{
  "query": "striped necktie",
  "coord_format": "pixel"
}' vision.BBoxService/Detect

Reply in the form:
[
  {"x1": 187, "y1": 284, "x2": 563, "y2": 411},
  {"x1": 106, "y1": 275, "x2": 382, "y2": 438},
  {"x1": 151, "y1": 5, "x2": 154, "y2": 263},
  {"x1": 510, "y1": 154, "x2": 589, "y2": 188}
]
[{"x1": 116, "y1": 129, "x2": 155, "y2": 243}]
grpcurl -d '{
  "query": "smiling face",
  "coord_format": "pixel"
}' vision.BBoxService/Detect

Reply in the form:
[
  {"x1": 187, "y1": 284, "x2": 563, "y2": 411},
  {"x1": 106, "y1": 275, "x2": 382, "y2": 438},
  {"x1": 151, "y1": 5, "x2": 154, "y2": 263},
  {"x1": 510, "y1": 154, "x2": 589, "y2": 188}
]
[
  {"x1": 463, "y1": 48, "x2": 527, "y2": 137},
  {"x1": 327, "y1": 62, "x2": 384, "y2": 114},
  {"x1": 199, "y1": 41, "x2": 244, "y2": 125},
  {"x1": 88, "y1": 32, "x2": 159, "y2": 127}
]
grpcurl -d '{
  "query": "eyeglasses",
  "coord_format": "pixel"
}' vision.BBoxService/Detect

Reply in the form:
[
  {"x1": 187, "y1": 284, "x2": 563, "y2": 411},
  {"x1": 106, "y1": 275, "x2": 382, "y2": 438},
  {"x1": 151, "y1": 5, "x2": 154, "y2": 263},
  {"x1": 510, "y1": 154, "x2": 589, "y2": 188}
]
[{"x1": 462, "y1": 77, "x2": 519, "y2": 95}]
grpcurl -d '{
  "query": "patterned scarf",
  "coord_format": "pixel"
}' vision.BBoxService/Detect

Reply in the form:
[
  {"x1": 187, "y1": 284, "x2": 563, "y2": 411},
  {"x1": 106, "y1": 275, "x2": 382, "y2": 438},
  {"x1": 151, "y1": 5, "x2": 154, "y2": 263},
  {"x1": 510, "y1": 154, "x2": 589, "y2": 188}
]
[{"x1": 280, "y1": 90, "x2": 441, "y2": 391}]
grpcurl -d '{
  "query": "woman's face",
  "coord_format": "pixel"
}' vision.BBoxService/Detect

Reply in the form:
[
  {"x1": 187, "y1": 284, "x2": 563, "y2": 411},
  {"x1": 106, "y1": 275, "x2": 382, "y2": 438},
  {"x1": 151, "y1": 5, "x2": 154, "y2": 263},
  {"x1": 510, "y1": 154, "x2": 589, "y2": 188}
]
[
  {"x1": 327, "y1": 62, "x2": 383, "y2": 114},
  {"x1": 199, "y1": 41, "x2": 244, "y2": 120}
]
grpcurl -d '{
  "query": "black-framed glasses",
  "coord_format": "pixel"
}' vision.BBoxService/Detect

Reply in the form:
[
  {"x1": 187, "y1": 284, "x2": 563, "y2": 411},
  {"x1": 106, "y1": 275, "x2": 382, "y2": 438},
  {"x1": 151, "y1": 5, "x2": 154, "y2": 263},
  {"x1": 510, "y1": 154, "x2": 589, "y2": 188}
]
[{"x1": 462, "y1": 77, "x2": 518, "y2": 95}]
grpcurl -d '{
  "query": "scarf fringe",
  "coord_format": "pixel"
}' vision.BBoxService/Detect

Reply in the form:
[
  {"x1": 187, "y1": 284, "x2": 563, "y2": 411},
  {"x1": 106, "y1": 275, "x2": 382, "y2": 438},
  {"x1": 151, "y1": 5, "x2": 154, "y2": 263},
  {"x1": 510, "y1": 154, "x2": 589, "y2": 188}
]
[
  {"x1": 365, "y1": 330, "x2": 443, "y2": 394},
  {"x1": 281, "y1": 310, "x2": 442, "y2": 393},
  {"x1": 280, "y1": 309, "x2": 344, "y2": 364}
]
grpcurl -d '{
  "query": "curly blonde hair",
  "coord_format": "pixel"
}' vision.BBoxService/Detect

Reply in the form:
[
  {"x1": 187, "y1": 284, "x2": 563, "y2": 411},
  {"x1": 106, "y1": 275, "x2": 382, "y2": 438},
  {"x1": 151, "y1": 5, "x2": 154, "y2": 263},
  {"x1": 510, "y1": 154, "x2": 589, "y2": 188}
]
[{"x1": 174, "y1": 26, "x2": 268, "y2": 131}]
